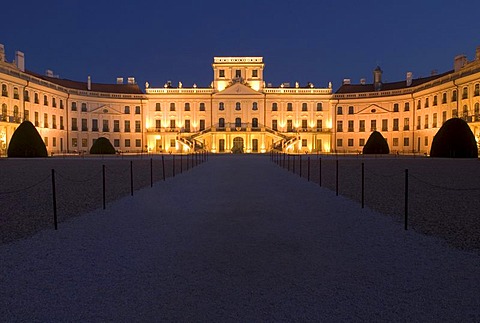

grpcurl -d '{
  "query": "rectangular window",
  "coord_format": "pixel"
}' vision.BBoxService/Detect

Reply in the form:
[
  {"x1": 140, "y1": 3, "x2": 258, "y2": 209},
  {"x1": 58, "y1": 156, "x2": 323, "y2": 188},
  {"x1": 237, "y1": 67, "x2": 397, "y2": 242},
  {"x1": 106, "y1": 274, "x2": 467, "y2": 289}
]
[
  {"x1": 199, "y1": 103, "x2": 205, "y2": 111},
  {"x1": 52, "y1": 98, "x2": 57, "y2": 108},
  {"x1": 235, "y1": 70, "x2": 241, "y2": 78},
  {"x1": 199, "y1": 119, "x2": 205, "y2": 131},
  {"x1": 219, "y1": 69, "x2": 225, "y2": 77},
  {"x1": 348, "y1": 120, "x2": 354, "y2": 132},
  {"x1": 302, "y1": 103, "x2": 308, "y2": 111},
  {"x1": 370, "y1": 120, "x2": 376, "y2": 132},
  {"x1": 60, "y1": 100, "x2": 64, "y2": 109},
  {"x1": 124, "y1": 120, "x2": 130, "y2": 132},
  {"x1": 359, "y1": 138, "x2": 365, "y2": 146},
  {"x1": 53, "y1": 137, "x2": 57, "y2": 147},
  {"x1": 184, "y1": 103, "x2": 190, "y2": 111},
  {"x1": 302, "y1": 139, "x2": 307, "y2": 147},
  {"x1": 442, "y1": 93, "x2": 447, "y2": 104},
  {"x1": 404, "y1": 138, "x2": 409, "y2": 146},
  {"x1": 404, "y1": 118, "x2": 410, "y2": 131},
  {"x1": 124, "y1": 106, "x2": 130, "y2": 114},
  {"x1": 71, "y1": 102, "x2": 77, "y2": 111},
  {"x1": 44, "y1": 95, "x2": 48, "y2": 106},
  {"x1": 24, "y1": 90, "x2": 30, "y2": 102},
  {"x1": 103, "y1": 120, "x2": 109, "y2": 132},
  {"x1": 82, "y1": 118, "x2": 88, "y2": 131},
  {"x1": 337, "y1": 139, "x2": 343, "y2": 147},
  {"x1": 34, "y1": 93, "x2": 39, "y2": 104},
  {"x1": 81, "y1": 103, "x2": 87, "y2": 112},
  {"x1": 433, "y1": 113, "x2": 438, "y2": 128},
  {"x1": 337, "y1": 106, "x2": 343, "y2": 115},
  {"x1": 72, "y1": 138, "x2": 77, "y2": 148},
  {"x1": 252, "y1": 69, "x2": 258, "y2": 78},
  {"x1": 433, "y1": 96, "x2": 438, "y2": 106},
  {"x1": 60, "y1": 116, "x2": 64, "y2": 130},
  {"x1": 287, "y1": 103, "x2": 293, "y2": 111},
  {"x1": 393, "y1": 138, "x2": 399, "y2": 146},
  {"x1": 114, "y1": 120, "x2": 120, "y2": 132},
  {"x1": 425, "y1": 98, "x2": 429, "y2": 108},
  {"x1": 52, "y1": 115, "x2": 57, "y2": 129},
  {"x1": 442, "y1": 111, "x2": 447, "y2": 124},
  {"x1": 272, "y1": 103, "x2": 278, "y2": 111},
  {"x1": 316, "y1": 119, "x2": 322, "y2": 131},
  {"x1": 393, "y1": 118, "x2": 399, "y2": 131},
  {"x1": 155, "y1": 103, "x2": 161, "y2": 111},
  {"x1": 337, "y1": 121, "x2": 343, "y2": 132},
  {"x1": 125, "y1": 139, "x2": 131, "y2": 147},
  {"x1": 425, "y1": 136, "x2": 429, "y2": 146},
  {"x1": 272, "y1": 119, "x2": 278, "y2": 131},
  {"x1": 417, "y1": 116, "x2": 421, "y2": 130},
  {"x1": 348, "y1": 106, "x2": 354, "y2": 114},
  {"x1": 287, "y1": 120, "x2": 293, "y2": 132},
  {"x1": 81, "y1": 138, "x2": 87, "y2": 148},
  {"x1": 301, "y1": 119, "x2": 308, "y2": 129},
  {"x1": 170, "y1": 119, "x2": 176, "y2": 129},
  {"x1": 170, "y1": 103, "x2": 175, "y2": 111},
  {"x1": 135, "y1": 139, "x2": 141, "y2": 147},
  {"x1": 184, "y1": 120, "x2": 191, "y2": 132},
  {"x1": 404, "y1": 102, "x2": 410, "y2": 111},
  {"x1": 135, "y1": 120, "x2": 141, "y2": 132},
  {"x1": 382, "y1": 119, "x2": 388, "y2": 131},
  {"x1": 359, "y1": 120, "x2": 365, "y2": 132},
  {"x1": 44, "y1": 113, "x2": 48, "y2": 128},
  {"x1": 114, "y1": 139, "x2": 120, "y2": 147},
  {"x1": 155, "y1": 119, "x2": 161, "y2": 129},
  {"x1": 35, "y1": 112, "x2": 39, "y2": 126},
  {"x1": 92, "y1": 119, "x2": 98, "y2": 131},
  {"x1": 393, "y1": 103, "x2": 399, "y2": 112},
  {"x1": 452, "y1": 90, "x2": 457, "y2": 102},
  {"x1": 135, "y1": 106, "x2": 141, "y2": 114},
  {"x1": 424, "y1": 115, "x2": 429, "y2": 129},
  {"x1": 316, "y1": 102, "x2": 323, "y2": 111},
  {"x1": 348, "y1": 138, "x2": 354, "y2": 147}
]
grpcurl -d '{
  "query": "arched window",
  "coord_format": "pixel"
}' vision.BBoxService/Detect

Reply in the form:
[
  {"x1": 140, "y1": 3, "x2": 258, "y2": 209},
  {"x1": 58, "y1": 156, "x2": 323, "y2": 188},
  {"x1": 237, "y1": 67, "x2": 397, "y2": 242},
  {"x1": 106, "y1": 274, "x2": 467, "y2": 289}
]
[
  {"x1": 475, "y1": 103, "x2": 480, "y2": 115},
  {"x1": 1, "y1": 84, "x2": 7, "y2": 97},
  {"x1": 1, "y1": 104, "x2": 7, "y2": 120},
  {"x1": 170, "y1": 103, "x2": 176, "y2": 111},
  {"x1": 337, "y1": 106, "x2": 343, "y2": 115},
  {"x1": 13, "y1": 87, "x2": 19, "y2": 99},
  {"x1": 302, "y1": 103, "x2": 307, "y2": 111},
  {"x1": 199, "y1": 102, "x2": 205, "y2": 111},
  {"x1": 184, "y1": 103, "x2": 190, "y2": 111},
  {"x1": 272, "y1": 103, "x2": 278, "y2": 111},
  {"x1": 462, "y1": 87, "x2": 468, "y2": 99},
  {"x1": 219, "y1": 102, "x2": 224, "y2": 111},
  {"x1": 13, "y1": 106, "x2": 19, "y2": 122},
  {"x1": 287, "y1": 103, "x2": 293, "y2": 111},
  {"x1": 235, "y1": 102, "x2": 241, "y2": 111},
  {"x1": 218, "y1": 118, "x2": 225, "y2": 128},
  {"x1": 463, "y1": 105, "x2": 469, "y2": 118},
  {"x1": 316, "y1": 102, "x2": 323, "y2": 111},
  {"x1": 452, "y1": 90, "x2": 457, "y2": 102},
  {"x1": 442, "y1": 92, "x2": 447, "y2": 104},
  {"x1": 475, "y1": 84, "x2": 480, "y2": 96},
  {"x1": 235, "y1": 117, "x2": 242, "y2": 127},
  {"x1": 252, "y1": 102, "x2": 258, "y2": 110},
  {"x1": 252, "y1": 118, "x2": 258, "y2": 128}
]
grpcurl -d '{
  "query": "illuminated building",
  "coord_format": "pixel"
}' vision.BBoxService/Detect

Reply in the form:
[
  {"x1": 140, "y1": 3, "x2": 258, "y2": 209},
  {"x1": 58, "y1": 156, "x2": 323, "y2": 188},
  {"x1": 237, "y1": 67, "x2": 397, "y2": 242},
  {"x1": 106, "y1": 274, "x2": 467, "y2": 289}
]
[{"x1": 1, "y1": 42, "x2": 479, "y2": 155}]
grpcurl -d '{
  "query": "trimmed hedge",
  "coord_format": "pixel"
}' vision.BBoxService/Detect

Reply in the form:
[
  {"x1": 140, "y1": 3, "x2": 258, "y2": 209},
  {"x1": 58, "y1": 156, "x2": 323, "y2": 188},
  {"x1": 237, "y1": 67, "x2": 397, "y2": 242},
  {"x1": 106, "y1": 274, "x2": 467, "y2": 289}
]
[
  {"x1": 7, "y1": 121, "x2": 48, "y2": 158},
  {"x1": 430, "y1": 118, "x2": 478, "y2": 158},
  {"x1": 90, "y1": 137, "x2": 116, "y2": 154},
  {"x1": 363, "y1": 131, "x2": 390, "y2": 154}
]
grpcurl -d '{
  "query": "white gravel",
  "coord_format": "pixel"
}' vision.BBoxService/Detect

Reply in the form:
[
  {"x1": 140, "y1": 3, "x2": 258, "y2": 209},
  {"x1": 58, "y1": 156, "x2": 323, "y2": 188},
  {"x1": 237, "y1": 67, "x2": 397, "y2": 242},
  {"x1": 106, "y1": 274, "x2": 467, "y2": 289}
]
[{"x1": 1, "y1": 155, "x2": 479, "y2": 321}]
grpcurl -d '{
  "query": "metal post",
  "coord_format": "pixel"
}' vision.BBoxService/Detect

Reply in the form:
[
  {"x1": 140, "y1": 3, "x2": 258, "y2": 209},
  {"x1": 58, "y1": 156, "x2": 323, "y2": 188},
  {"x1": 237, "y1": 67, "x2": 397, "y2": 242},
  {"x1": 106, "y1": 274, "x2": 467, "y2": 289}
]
[
  {"x1": 336, "y1": 159, "x2": 339, "y2": 196},
  {"x1": 307, "y1": 157, "x2": 310, "y2": 182},
  {"x1": 130, "y1": 160, "x2": 134, "y2": 196},
  {"x1": 361, "y1": 162, "x2": 364, "y2": 209},
  {"x1": 405, "y1": 169, "x2": 409, "y2": 230},
  {"x1": 103, "y1": 165, "x2": 106, "y2": 209},
  {"x1": 52, "y1": 169, "x2": 58, "y2": 230},
  {"x1": 150, "y1": 158, "x2": 153, "y2": 187},
  {"x1": 162, "y1": 155, "x2": 166, "y2": 181}
]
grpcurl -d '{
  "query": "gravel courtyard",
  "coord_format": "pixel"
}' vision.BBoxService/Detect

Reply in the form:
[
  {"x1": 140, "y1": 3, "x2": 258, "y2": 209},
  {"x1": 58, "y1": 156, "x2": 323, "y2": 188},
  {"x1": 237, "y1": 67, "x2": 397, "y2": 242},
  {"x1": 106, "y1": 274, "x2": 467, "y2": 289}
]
[{"x1": 1, "y1": 155, "x2": 479, "y2": 321}]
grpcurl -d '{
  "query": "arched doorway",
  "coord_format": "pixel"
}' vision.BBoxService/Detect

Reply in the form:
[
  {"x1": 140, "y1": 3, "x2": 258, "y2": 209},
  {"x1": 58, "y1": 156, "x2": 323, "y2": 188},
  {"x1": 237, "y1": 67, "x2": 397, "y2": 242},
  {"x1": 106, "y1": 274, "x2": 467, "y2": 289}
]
[{"x1": 232, "y1": 137, "x2": 244, "y2": 153}]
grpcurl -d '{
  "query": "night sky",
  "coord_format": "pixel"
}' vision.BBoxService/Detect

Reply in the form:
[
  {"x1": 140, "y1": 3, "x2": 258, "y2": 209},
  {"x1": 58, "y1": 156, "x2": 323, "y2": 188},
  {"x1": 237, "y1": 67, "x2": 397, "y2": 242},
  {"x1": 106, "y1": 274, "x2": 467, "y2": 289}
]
[{"x1": 1, "y1": 0, "x2": 480, "y2": 91}]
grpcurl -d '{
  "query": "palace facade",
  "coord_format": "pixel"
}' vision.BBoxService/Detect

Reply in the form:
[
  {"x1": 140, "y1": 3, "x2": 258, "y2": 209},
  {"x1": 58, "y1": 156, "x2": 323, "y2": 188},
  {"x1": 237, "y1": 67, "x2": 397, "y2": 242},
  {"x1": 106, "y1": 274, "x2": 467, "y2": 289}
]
[{"x1": 1, "y1": 42, "x2": 480, "y2": 155}]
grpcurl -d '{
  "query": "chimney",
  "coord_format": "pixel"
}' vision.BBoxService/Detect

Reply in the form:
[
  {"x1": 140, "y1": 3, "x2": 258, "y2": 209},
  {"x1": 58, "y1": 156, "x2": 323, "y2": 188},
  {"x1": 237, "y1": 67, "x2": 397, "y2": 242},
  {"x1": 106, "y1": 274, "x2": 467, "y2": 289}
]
[
  {"x1": 342, "y1": 78, "x2": 351, "y2": 85},
  {"x1": 15, "y1": 51, "x2": 25, "y2": 72},
  {"x1": 454, "y1": 54, "x2": 467, "y2": 72},
  {"x1": 127, "y1": 77, "x2": 135, "y2": 85},
  {"x1": 87, "y1": 76, "x2": 91, "y2": 90},
  {"x1": 373, "y1": 66, "x2": 382, "y2": 91},
  {"x1": 406, "y1": 72, "x2": 413, "y2": 87},
  {"x1": 116, "y1": 77, "x2": 124, "y2": 84},
  {"x1": 476, "y1": 46, "x2": 480, "y2": 61},
  {"x1": 360, "y1": 78, "x2": 366, "y2": 85},
  {"x1": 0, "y1": 44, "x2": 5, "y2": 62}
]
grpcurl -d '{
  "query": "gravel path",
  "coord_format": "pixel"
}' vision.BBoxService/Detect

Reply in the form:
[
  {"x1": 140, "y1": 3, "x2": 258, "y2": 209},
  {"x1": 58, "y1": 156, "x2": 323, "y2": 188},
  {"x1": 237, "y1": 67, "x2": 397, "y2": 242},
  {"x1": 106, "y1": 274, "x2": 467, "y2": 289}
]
[{"x1": 1, "y1": 155, "x2": 479, "y2": 321}]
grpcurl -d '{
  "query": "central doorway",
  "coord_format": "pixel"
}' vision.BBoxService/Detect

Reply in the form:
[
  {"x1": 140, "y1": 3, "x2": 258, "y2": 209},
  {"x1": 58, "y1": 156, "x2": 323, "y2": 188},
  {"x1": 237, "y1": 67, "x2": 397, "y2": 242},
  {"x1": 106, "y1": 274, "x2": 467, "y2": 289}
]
[{"x1": 232, "y1": 137, "x2": 244, "y2": 153}]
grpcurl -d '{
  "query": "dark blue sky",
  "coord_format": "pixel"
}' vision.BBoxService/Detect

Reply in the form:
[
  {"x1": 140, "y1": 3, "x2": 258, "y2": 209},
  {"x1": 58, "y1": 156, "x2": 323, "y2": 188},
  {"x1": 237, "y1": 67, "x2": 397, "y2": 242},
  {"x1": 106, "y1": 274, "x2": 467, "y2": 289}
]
[{"x1": 2, "y1": 0, "x2": 480, "y2": 90}]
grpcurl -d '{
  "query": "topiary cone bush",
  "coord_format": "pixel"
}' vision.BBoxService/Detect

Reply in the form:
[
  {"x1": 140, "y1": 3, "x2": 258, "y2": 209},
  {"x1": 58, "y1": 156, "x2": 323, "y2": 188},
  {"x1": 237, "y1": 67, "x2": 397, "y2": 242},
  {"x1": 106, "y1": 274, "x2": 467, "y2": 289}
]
[
  {"x1": 7, "y1": 121, "x2": 48, "y2": 157},
  {"x1": 90, "y1": 137, "x2": 116, "y2": 154},
  {"x1": 430, "y1": 118, "x2": 478, "y2": 158},
  {"x1": 363, "y1": 131, "x2": 390, "y2": 154}
]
